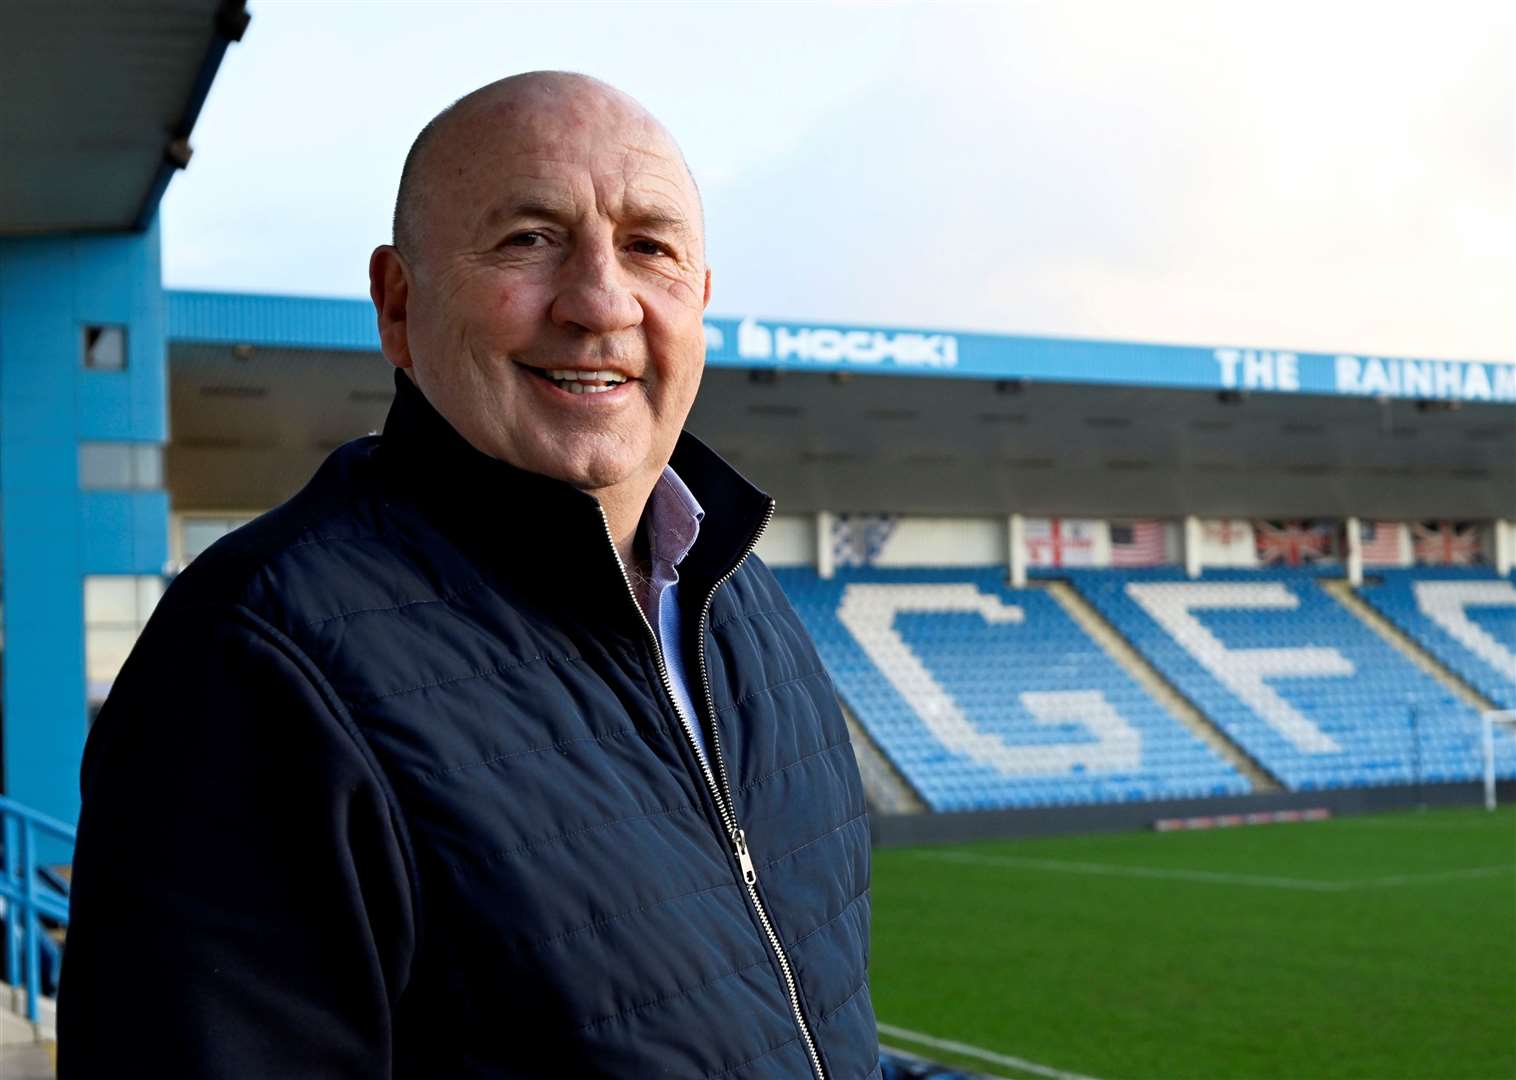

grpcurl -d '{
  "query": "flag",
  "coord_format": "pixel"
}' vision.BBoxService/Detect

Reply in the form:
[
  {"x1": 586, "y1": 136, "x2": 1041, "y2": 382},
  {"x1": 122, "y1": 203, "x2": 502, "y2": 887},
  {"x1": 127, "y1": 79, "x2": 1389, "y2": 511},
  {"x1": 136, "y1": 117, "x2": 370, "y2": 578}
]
[
  {"x1": 1412, "y1": 521, "x2": 1483, "y2": 565},
  {"x1": 832, "y1": 514, "x2": 898, "y2": 567},
  {"x1": 1201, "y1": 519, "x2": 1257, "y2": 566},
  {"x1": 1255, "y1": 520, "x2": 1335, "y2": 566},
  {"x1": 1025, "y1": 518, "x2": 1103, "y2": 567},
  {"x1": 1110, "y1": 519, "x2": 1170, "y2": 566},
  {"x1": 1359, "y1": 521, "x2": 1408, "y2": 566}
]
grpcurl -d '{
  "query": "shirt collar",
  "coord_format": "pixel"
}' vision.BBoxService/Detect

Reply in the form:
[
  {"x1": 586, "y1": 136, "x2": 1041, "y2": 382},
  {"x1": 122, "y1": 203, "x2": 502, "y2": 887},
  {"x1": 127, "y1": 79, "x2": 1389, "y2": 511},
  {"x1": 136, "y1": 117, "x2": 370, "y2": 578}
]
[{"x1": 647, "y1": 464, "x2": 705, "y2": 571}]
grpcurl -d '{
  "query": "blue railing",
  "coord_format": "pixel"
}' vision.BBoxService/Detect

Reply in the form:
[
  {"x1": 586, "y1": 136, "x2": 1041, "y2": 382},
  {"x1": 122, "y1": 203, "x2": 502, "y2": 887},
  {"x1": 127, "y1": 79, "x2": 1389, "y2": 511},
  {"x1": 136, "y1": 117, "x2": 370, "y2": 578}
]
[{"x1": 0, "y1": 795, "x2": 74, "y2": 1026}]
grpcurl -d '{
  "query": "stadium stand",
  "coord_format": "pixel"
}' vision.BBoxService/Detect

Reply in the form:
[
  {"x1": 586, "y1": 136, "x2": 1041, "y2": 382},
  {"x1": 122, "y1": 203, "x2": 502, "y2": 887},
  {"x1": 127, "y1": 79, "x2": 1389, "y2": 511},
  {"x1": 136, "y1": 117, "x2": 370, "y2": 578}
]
[
  {"x1": 774, "y1": 566, "x2": 1250, "y2": 812},
  {"x1": 1066, "y1": 567, "x2": 1516, "y2": 791},
  {"x1": 1358, "y1": 568, "x2": 1516, "y2": 710}
]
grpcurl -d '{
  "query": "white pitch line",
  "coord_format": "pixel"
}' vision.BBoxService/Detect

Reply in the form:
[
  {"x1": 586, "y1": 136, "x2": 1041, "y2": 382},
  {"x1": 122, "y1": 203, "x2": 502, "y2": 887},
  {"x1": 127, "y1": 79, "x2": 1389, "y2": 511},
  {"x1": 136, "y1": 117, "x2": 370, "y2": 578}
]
[
  {"x1": 916, "y1": 850, "x2": 1341, "y2": 891},
  {"x1": 913, "y1": 850, "x2": 1516, "y2": 892},
  {"x1": 1353, "y1": 865, "x2": 1515, "y2": 887},
  {"x1": 879, "y1": 1023, "x2": 1107, "y2": 1080}
]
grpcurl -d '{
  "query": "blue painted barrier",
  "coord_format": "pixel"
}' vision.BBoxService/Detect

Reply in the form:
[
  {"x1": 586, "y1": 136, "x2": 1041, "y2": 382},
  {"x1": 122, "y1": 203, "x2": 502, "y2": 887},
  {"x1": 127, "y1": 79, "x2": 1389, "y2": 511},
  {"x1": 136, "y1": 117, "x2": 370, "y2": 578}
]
[{"x1": 0, "y1": 795, "x2": 75, "y2": 1026}]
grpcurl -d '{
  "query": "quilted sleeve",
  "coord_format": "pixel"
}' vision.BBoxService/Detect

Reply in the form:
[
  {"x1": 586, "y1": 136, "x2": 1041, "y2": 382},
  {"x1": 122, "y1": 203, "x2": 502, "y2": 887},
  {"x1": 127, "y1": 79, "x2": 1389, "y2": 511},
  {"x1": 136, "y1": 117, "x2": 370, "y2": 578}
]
[{"x1": 58, "y1": 604, "x2": 416, "y2": 1079}]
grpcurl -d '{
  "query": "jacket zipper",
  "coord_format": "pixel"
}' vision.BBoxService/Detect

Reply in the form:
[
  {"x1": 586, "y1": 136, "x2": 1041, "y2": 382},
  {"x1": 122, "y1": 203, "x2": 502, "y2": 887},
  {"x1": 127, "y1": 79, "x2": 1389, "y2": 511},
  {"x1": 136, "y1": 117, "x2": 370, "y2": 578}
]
[{"x1": 596, "y1": 500, "x2": 826, "y2": 1080}]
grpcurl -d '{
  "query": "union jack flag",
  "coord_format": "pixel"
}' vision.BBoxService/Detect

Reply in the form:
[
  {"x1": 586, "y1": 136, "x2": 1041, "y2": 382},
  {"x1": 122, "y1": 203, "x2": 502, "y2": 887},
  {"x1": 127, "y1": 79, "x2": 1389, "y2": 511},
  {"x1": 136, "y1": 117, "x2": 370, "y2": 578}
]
[
  {"x1": 1412, "y1": 521, "x2": 1483, "y2": 565},
  {"x1": 1255, "y1": 520, "x2": 1335, "y2": 566}
]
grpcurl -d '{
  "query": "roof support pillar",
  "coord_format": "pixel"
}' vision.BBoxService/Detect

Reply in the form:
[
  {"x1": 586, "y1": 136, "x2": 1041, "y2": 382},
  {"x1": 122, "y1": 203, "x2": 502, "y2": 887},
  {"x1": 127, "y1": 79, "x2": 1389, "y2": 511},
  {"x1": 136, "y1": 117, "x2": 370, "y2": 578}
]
[
  {"x1": 1345, "y1": 516, "x2": 1364, "y2": 587},
  {"x1": 1496, "y1": 519, "x2": 1514, "y2": 579},
  {"x1": 1183, "y1": 515, "x2": 1202, "y2": 579},
  {"x1": 1008, "y1": 513, "x2": 1026, "y2": 588},
  {"x1": 816, "y1": 511, "x2": 834, "y2": 580}
]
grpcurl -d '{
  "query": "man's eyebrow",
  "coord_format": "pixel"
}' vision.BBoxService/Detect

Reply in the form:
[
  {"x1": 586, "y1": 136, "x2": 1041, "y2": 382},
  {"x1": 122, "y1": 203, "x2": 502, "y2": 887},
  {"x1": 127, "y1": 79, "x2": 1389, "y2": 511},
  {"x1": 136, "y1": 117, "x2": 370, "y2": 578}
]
[
  {"x1": 477, "y1": 195, "x2": 696, "y2": 239},
  {"x1": 620, "y1": 200, "x2": 694, "y2": 236},
  {"x1": 625, "y1": 208, "x2": 691, "y2": 233},
  {"x1": 481, "y1": 197, "x2": 578, "y2": 229}
]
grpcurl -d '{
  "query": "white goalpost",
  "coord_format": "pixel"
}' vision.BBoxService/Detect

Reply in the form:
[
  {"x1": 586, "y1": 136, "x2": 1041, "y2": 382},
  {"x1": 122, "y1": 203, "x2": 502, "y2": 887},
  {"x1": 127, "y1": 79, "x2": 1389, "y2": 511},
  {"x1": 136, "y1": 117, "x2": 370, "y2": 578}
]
[{"x1": 1481, "y1": 710, "x2": 1516, "y2": 811}]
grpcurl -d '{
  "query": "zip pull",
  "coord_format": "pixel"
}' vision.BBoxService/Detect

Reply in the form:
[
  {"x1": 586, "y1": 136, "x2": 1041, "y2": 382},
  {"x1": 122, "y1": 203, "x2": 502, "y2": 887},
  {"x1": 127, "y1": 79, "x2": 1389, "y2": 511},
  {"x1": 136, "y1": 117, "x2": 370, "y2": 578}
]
[{"x1": 733, "y1": 828, "x2": 758, "y2": 885}]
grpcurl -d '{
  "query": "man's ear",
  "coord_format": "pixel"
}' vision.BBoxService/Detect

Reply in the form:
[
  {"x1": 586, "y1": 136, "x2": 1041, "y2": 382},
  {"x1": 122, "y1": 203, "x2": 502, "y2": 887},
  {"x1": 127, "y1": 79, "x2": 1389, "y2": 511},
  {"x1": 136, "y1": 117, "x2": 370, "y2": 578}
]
[
  {"x1": 702, "y1": 267, "x2": 712, "y2": 310},
  {"x1": 369, "y1": 245, "x2": 414, "y2": 370}
]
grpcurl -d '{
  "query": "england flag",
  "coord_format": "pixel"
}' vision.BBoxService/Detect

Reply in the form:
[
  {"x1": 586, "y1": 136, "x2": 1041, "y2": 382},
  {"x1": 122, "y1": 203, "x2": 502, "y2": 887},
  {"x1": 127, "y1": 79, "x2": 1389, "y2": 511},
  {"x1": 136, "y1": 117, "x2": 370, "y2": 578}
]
[
  {"x1": 1201, "y1": 519, "x2": 1257, "y2": 567},
  {"x1": 1024, "y1": 518, "x2": 1105, "y2": 567}
]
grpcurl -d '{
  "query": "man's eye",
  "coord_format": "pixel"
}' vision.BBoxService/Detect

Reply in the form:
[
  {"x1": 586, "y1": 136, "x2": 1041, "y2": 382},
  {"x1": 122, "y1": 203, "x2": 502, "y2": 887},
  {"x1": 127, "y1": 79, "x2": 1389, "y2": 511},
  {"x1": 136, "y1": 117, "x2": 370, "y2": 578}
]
[
  {"x1": 503, "y1": 231, "x2": 545, "y2": 247},
  {"x1": 628, "y1": 239, "x2": 670, "y2": 257}
]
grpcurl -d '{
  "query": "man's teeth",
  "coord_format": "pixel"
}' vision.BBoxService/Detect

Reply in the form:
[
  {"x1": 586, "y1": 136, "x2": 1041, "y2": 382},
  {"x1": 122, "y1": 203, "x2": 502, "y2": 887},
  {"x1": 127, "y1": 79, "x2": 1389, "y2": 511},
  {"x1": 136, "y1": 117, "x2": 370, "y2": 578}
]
[{"x1": 543, "y1": 369, "x2": 628, "y2": 394}]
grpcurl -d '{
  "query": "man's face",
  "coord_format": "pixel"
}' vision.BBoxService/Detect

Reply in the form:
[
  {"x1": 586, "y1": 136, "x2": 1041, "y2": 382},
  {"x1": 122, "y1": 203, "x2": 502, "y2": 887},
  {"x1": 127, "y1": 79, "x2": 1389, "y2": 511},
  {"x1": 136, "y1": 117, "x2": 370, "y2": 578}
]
[{"x1": 385, "y1": 82, "x2": 710, "y2": 497}]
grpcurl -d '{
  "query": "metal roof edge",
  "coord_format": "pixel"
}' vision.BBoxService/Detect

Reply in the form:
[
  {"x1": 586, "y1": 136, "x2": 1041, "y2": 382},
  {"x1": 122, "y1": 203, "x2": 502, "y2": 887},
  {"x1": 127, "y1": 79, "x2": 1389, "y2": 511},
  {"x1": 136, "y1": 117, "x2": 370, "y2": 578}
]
[
  {"x1": 167, "y1": 288, "x2": 379, "y2": 350},
  {"x1": 163, "y1": 288, "x2": 1516, "y2": 406},
  {"x1": 133, "y1": 1, "x2": 252, "y2": 231}
]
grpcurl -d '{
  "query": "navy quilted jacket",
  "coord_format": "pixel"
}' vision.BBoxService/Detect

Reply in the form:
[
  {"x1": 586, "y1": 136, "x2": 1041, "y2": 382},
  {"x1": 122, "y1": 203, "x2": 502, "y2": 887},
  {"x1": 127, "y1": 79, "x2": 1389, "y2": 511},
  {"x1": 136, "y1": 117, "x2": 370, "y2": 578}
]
[{"x1": 60, "y1": 374, "x2": 879, "y2": 1078}]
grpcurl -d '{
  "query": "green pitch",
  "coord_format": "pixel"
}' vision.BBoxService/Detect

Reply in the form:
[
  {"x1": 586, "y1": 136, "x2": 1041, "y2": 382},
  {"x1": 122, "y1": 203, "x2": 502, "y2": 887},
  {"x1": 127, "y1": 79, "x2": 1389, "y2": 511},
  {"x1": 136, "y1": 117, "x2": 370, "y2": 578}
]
[{"x1": 870, "y1": 807, "x2": 1516, "y2": 1080}]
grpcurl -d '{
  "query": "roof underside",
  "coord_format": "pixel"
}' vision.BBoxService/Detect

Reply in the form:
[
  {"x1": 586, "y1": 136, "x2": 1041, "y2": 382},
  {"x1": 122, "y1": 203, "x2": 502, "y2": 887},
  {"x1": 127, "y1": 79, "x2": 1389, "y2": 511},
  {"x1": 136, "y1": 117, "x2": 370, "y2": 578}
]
[
  {"x1": 0, "y1": 0, "x2": 242, "y2": 235},
  {"x1": 165, "y1": 343, "x2": 1516, "y2": 519}
]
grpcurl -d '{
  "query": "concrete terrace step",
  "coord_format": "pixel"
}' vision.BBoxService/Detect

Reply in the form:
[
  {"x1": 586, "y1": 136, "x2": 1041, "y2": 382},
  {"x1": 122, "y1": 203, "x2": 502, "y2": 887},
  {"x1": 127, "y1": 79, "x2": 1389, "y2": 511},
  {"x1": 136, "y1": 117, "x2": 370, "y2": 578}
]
[
  {"x1": 840, "y1": 699, "x2": 928, "y2": 815},
  {"x1": 1323, "y1": 579, "x2": 1502, "y2": 714},
  {"x1": 0, "y1": 983, "x2": 56, "y2": 1045},
  {"x1": 1042, "y1": 579, "x2": 1283, "y2": 793}
]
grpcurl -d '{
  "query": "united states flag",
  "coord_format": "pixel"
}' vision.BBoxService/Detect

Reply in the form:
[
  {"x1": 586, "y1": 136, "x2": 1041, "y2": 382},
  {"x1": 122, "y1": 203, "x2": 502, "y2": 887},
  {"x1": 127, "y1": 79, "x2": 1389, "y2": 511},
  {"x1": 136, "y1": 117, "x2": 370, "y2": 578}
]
[
  {"x1": 1110, "y1": 519, "x2": 1169, "y2": 566},
  {"x1": 1412, "y1": 521, "x2": 1483, "y2": 565},
  {"x1": 1255, "y1": 520, "x2": 1335, "y2": 566},
  {"x1": 1359, "y1": 520, "x2": 1407, "y2": 566}
]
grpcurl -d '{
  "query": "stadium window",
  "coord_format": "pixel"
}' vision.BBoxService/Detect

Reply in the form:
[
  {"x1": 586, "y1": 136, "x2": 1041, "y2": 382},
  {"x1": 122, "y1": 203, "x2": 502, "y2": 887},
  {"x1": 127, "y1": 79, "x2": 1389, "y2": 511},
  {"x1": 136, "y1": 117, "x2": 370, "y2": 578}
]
[
  {"x1": 179, "y1": 515, "x2": 256, "y2": 564},
  {"x1": 84, "y1": 575, "x2": 164, "y2": 707},
  {"x1": 79, "y1": 442, "x2": 163, "y2": 490},
  {"x1": 82, "y1": 324, "x2": 127, "y2": 370}
]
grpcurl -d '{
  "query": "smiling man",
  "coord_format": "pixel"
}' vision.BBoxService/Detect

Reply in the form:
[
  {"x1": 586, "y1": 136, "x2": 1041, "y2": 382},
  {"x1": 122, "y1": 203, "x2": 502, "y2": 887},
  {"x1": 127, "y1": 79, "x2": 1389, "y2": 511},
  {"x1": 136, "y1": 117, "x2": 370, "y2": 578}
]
[{"x1": 59, "y1": 73, "x2": 879, "y2": 1078}]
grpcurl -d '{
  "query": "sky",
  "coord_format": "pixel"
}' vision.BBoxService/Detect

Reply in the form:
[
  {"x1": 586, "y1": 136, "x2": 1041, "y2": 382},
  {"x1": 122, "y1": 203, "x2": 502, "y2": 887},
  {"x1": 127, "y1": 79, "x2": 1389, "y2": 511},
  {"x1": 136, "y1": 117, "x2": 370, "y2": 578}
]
[{"x1": 161, "y1": 1, "x2": 1515, "y2": 363}]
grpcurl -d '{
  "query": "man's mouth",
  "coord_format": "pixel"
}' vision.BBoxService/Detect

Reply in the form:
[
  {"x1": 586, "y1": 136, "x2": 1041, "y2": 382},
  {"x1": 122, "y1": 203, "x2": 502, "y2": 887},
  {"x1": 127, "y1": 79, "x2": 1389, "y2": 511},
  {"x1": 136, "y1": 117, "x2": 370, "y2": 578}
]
[{"x1": 522, "y1": 365, "x2": 632, "y2": 395}]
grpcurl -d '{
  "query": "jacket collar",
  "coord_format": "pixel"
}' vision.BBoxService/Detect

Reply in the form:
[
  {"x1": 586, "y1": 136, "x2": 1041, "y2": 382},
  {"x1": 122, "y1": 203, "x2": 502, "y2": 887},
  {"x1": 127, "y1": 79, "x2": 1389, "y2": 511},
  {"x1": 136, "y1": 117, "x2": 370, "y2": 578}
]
[{"x1": 375, "y1": 370, "x2": 773, "y2": 601}]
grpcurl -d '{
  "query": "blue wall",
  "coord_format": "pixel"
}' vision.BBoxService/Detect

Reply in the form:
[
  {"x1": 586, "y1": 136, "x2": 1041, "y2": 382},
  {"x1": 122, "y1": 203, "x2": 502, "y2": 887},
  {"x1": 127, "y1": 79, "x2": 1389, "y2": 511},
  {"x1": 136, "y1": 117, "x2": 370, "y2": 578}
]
[{"x1": 0, "y1": 219, "x2": 169, "y2": 825}]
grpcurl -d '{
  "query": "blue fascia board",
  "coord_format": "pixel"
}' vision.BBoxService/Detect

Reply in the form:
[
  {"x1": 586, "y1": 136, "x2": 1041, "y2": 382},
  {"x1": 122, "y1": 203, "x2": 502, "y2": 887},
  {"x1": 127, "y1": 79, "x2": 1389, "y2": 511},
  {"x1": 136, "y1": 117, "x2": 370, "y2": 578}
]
[
  {"x1": 168, "y1": 289, "x2": 380, "y2": 351},
  {"x1": 165, "y1": 290, "x2": 1516, "y2": 405}
]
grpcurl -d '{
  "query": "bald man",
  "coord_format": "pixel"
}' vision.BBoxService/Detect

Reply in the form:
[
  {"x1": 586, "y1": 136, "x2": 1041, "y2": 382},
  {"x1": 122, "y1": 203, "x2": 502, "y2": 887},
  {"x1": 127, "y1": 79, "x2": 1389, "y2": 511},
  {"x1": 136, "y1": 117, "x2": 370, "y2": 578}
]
[{"x1": 59, "y1": 73, "x2": 879, "y2": 1079}]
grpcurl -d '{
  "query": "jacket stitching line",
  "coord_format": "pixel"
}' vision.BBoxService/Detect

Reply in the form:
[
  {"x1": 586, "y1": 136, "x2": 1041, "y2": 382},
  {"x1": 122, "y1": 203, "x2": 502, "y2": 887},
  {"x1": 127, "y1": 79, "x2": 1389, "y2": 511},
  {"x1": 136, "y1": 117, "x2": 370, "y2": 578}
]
[
  {"x1": 301, "y1": 577, "x2": 490, "y2": 628},
  {"x1": 526, "y1": 879, "x2": 738, "y2": 953},
  {"x1": 348, "y1": 651, "x2": 580, "y2": 705},
  {"x1": 417, "y1": 723, "x2": 644, "y2": 784},
  {"x1": 273, "y1": 530, "x2": 397, "y2": 556},
  {"x1": 788, "y1": 884, "x2": 870, "y2": 951},
  {"x1": 696, "y1": 1033, "x2": 803, "y2": 1079},
  {"x1": 715, "y1": 667, "x2": 828, "y2": 715},
  {"x1": 229, "y1": 605, "x2": 425, "y2": 988},
  {"x1": 738, "y1": 734, "x2": 853, "y2": 795},
  {"x1": 460, "y1": 800, "x2": 702, "y2": 869},
  {"x1": 758, "y1": 809, "x2": 869, "y2": 872},
  {"x1": 571, "y1": 955, "x2": 772, "y2": 1034},
  {"x1": 708, "y1": 605, "x2": 791, "y2": 632},
  {"x1": 819, "y1": 971, "x2": 871, "y2": 1024}
]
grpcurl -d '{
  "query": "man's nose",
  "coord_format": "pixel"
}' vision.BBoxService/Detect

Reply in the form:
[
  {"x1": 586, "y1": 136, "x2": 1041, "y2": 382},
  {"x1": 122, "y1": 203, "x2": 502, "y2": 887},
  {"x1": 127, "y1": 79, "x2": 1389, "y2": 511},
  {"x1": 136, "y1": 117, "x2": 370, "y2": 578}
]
[{"x1": 550, "y1": 241, "x2": 643, "y2": 334}]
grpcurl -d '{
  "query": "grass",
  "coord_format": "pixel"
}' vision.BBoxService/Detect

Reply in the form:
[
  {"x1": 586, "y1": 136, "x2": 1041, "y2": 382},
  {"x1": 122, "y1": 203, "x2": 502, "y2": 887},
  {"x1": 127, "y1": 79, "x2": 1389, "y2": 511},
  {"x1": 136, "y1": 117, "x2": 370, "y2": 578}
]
[{"x1": 870, "y1": 807, "x2": 1516, "y2": 1080}]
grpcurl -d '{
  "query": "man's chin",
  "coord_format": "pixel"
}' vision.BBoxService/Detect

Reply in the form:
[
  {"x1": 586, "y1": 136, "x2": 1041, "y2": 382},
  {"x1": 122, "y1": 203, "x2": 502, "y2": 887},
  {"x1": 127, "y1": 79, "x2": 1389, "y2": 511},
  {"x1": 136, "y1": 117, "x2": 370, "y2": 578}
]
[{"x1": 523, "y1": 450, "x2": 646, "y2": 498}]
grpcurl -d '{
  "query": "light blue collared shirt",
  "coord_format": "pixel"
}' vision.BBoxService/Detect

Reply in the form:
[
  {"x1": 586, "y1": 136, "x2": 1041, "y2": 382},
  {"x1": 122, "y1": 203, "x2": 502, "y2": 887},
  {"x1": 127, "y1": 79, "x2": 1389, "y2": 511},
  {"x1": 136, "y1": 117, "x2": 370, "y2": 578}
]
[{"x1": 644, "y1": 465, "x2": 709, "y2": 765}]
